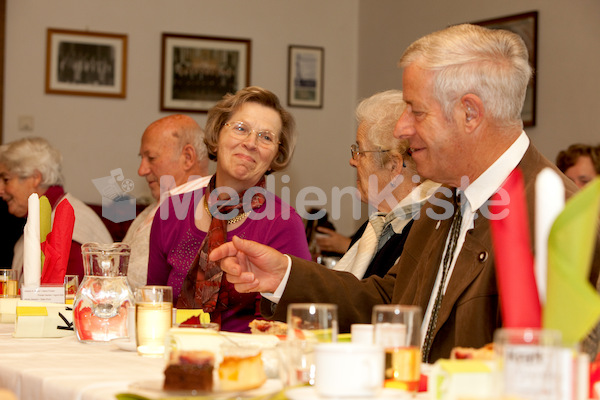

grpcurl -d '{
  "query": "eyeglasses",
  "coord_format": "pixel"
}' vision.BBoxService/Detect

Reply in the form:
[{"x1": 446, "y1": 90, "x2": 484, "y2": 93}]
[
  {"x1": 350, "y1": 144, "x2": 390, "y2": 160},
  {"x1": 224, "y1": 121, "x2": 280, "y2": 147}
]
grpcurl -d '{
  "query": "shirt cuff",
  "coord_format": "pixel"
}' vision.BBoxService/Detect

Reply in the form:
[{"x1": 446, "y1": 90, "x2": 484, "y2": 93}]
[{"x1": 261, "y1": 254, "x2": 292, "y2": 304}]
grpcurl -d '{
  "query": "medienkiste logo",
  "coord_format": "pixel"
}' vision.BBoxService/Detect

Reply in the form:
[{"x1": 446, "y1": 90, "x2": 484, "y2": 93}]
[{"x1": 92, "y1": 168, "x2": 136, "y2": 223}]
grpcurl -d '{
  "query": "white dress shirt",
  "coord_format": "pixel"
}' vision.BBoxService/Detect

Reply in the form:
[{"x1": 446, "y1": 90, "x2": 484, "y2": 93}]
[{"x1": 419, "y1": 132, "x2": 530, "y2": 346}]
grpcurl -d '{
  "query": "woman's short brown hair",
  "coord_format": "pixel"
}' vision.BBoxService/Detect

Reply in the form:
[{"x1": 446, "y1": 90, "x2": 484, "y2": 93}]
[
  {"x1": 204, "y1": 86, "x2": 296, "y2": 171},
  {"x1": 556, "y1": 143, "x2": 600, "y2": 174}
]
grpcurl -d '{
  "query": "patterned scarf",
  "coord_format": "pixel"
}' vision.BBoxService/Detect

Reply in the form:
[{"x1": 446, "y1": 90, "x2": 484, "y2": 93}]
[{"x1": 176, "y1": 175, "x2": 266, "y2": 316}]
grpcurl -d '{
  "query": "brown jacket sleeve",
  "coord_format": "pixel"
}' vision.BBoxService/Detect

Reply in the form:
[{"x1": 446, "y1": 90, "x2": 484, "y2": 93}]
[{"x1": 260, "y1": 256, "x2": 397, "y2": 332}]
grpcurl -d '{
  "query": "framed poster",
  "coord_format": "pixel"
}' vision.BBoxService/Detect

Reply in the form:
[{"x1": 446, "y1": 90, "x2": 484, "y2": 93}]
[
  {"x1": 160, "y1": 33, "x2": 251, "y2": 113},
  {"x1": 473, "y1": 11, "x2": 538, "y2": 126},
  {"x1": 45, "y1": 28, "x2": 127, "y2": 98},
  {"x1": 288, "y1": 45, "x2": 324, "y2": 108}
]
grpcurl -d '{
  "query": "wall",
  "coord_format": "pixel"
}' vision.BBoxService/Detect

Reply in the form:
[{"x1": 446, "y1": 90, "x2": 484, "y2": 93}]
[
  {"x1": 6, "y1": 0, "x2": 600, "y2": 237},
  {"x1": 358, "y1": 0, "x2": 600, "y2": 164},
  {"x1": 3, "y1": 0, "x2": 362, "y2": 235}
]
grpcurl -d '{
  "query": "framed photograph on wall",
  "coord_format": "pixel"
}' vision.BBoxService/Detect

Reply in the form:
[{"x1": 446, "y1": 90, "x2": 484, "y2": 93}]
[
  {"x1": 473, "y1": 11, "x2": 538, "y2": 126},
  {"x1": 288, "y1": 45, "x2": 324, "y2": 108},
  {"x1": 45, "y1": 28, "x2": 128, "y2": 98},
  {"x1": 160, "y1": 33, "x2": 251, "y2": 113}
]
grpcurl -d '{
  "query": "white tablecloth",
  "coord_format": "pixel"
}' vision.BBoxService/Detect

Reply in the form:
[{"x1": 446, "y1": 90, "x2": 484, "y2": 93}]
[{"x1": 0, "y1": 324, "x2": 164, "y2": 400}]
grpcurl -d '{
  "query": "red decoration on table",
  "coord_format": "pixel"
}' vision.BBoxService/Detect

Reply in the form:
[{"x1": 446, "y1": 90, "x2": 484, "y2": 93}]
[
  {"x1": 180, "y1": 315, "x2": 202, "y2": 326},
  {"x1": 590, "y1": 361, "x2": 600, "y2": 399},
  {"x1": 41, "y1": 199, "x2": 75, "y2": 285},
  {"x1": 489, "y1": 168, "x2": 541, "y2": 328},
  {"x1": 418, "y1": 373, "x2": 428, "y2": 392}
]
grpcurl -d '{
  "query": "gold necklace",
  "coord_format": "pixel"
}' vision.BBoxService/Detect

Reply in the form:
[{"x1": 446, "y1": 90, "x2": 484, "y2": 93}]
[{"x1": 204, "y1": 196, "x2": 250, "y2": 225}]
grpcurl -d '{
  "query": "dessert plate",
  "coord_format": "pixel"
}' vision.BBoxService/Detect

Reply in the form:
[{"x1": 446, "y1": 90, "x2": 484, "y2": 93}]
[
  {"x1": 286, "y1": 386, "x2": 417, "y2": 400},
  {"x1": 128, "y1": 378, "x2": 283, "y2": 399}
]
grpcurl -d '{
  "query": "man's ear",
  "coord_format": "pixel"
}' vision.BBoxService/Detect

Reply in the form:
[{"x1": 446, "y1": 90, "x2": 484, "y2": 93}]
[
  {"x1": 181, "y1": 144, "x2": 197, "y2": 169},
  {"x1": 388, "y1": 154, "x2": 403, "y2": 174},
  {"x1": 461, "y1": 94, "x2": 484, "y2": 130}
]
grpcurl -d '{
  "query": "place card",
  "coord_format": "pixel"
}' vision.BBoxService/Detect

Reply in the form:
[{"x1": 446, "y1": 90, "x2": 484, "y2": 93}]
[{"x1": 20, "y1": 285, "x2": 65, "y2": 304}]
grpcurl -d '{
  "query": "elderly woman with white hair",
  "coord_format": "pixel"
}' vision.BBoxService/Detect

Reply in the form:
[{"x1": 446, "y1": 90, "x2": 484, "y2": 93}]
[
  {"x1": 331, "y1": 90, "x2": 440, "y2": 279},
  {"x1": 0, "y1": 137, "x2": 112, "y2": 282}
]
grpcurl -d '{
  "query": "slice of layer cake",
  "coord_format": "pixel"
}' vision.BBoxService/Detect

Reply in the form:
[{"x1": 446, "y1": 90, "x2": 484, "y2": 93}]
[
  {"x1": 163, "y1": 350, "x2": 214, "y2": 392},
  {"x1": 218, "y1": 346, "x2": 266, "y2": 391}
]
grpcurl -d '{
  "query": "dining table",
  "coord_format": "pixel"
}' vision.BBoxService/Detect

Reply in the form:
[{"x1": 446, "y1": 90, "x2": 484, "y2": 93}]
[
  {"x1": 0, "y1": 323, "x2": 164, "y2": 400},
  {"x1": 0, "y1": 320, "x2": 434, "y2": 400}
]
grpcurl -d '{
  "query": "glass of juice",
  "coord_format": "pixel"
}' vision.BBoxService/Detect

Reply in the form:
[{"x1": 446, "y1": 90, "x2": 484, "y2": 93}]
[
  {"x1": 372, "y1": 304, "x2": 422, "y2": 392},
  {"x1": 135, "y1": 285, "x2": 173, "y2": 357},
  {"x1": 0, "y1": 269, "x2": 18, "y2": 298}
]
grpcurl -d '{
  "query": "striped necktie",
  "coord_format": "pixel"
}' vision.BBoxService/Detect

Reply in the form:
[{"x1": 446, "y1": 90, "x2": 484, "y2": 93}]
[{"x1": 421, "y1": 192, "x2": 463, "y2": 362}]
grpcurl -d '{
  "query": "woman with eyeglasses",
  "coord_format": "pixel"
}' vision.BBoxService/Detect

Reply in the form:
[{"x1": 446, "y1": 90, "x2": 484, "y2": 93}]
[
  {"x1": 330, "y1": 90, "x2": 440, "y2": 279},
  {"x1": 147, "y1": 86, "x2": 311, "y2": 332}
]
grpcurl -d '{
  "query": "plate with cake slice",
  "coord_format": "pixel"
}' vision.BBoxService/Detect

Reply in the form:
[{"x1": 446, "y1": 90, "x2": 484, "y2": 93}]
[
  {"x1": 129, "y1": 377, "x2": 283, "y2": 399},
  {"x1": 129, "y1": 342, "x2": 283, "y2": 398}
]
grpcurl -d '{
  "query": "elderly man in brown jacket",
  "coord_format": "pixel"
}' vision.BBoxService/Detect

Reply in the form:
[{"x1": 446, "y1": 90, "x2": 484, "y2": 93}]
[{"x1": 210, "y1": 24, "x2": 600, "y2": 363}]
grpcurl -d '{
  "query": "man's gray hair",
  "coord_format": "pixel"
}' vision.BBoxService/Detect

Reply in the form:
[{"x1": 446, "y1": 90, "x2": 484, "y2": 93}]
[{"x1": 399, "y1": 23, "x2": 532, "y2": 129}]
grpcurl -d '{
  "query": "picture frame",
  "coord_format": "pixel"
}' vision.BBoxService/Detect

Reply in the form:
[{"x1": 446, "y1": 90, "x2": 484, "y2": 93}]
[
  {"x1": 473, "y1": 11, "x2": 538, "y2": 127},
  {"x1": 160, "y1": 33, "x2": 251, "y2": 113},
  {"x1": 45, "y1": 28, "x2": 127, "y2": 98},
  {"x1": 287, "y1": 45, "x2": 324, "y2": 108}
]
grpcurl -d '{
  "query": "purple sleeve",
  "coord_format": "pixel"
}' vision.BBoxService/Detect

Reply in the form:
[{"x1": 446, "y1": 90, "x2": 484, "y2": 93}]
[
  {"x1": 147, "y1": 205, "x2": 171, "y2": 286},
  {"x1": 262, "y1": 209, "x2": 312, "y2": 261}
]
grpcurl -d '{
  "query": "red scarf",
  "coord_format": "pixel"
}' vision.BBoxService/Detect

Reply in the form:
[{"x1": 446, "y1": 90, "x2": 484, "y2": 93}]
[{"x1": 176, "y1": 176, "x2": 266, "y2": 318}]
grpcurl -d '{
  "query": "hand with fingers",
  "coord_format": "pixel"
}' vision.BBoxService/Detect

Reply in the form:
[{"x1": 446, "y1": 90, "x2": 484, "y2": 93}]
[
  {"x1": 210, "y1": 236, "x2": 290, "y2": 294},
  {"x1": 315, "y1": 227, "x2": 351, "y2": 254}
]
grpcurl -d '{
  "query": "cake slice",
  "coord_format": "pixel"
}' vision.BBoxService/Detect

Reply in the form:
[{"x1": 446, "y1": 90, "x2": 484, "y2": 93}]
[
  {"x1": 218, "y1": 347, "x2": 266, "y2": 391},
  {"x1": 249, "y1": 319, "x2": 288, "y2": 336},
  {"x1": 163, "y1": 350, "x2": 214, "y2": 392}
]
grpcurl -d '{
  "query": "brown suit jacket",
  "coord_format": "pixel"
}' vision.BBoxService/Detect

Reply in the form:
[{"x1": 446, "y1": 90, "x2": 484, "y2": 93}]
[{"x1": 261, "y1": 144, "x2": 600, "y2": 362}]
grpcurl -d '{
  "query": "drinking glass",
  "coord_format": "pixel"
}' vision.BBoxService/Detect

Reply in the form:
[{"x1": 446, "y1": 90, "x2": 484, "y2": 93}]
[
  {"x1": 0, "y1": 269, "x2": 18, "y2": 298},
  {"x1": 286, "y1": 303, "x2": 338, "y2": 385},
  {"x1": 494, "y1": 328, "x2": 562, "y2": 400},
  {"x1": 63, "y1": 275, "x2": 79, "y2": 304},
  {"x1": 135, "y1": 286, "x2": 173, "y2": 357},
  {"x1": 287, "y1": 303, "x2": 338, "y2": 342},
  {"x1": 372, "y1": 304, "x2": 421, "y2": 392}
]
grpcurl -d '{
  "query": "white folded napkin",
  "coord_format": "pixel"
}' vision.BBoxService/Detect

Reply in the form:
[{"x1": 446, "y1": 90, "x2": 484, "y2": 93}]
[
  {"x1": 534, "y1": 168, "x2": 564, "y2": 305},
  {"x1": 23, "y1": 193, "x2": 41, "y2": 287}
]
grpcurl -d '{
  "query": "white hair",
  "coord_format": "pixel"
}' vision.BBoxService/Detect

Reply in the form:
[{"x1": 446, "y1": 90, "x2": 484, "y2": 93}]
[
  {"x1": 0, "y1": 137, "x2": 64, "y2": 187},
  {"x1": 399, "y1": 24, "x2": 532, "y2": 129}
]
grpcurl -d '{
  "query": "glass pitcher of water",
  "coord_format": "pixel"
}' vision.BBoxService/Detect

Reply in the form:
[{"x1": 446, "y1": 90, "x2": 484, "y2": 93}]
[{"x1": 73, "y1": 242, "x2": 134, "y2": 342}]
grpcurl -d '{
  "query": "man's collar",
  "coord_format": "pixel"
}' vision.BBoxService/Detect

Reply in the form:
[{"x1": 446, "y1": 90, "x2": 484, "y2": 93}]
[
  {"x1": 463, "y1": 131, "x2": 530, "y2": 212},
  {"x1": 158, "y1": 174, "x2": 212, "y2": 203}
]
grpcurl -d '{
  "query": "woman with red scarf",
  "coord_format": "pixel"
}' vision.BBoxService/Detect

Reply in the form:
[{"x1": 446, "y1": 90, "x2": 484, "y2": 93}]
[{"x1": 147, "y1": 86, "x2": 311, "y2": 332}]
